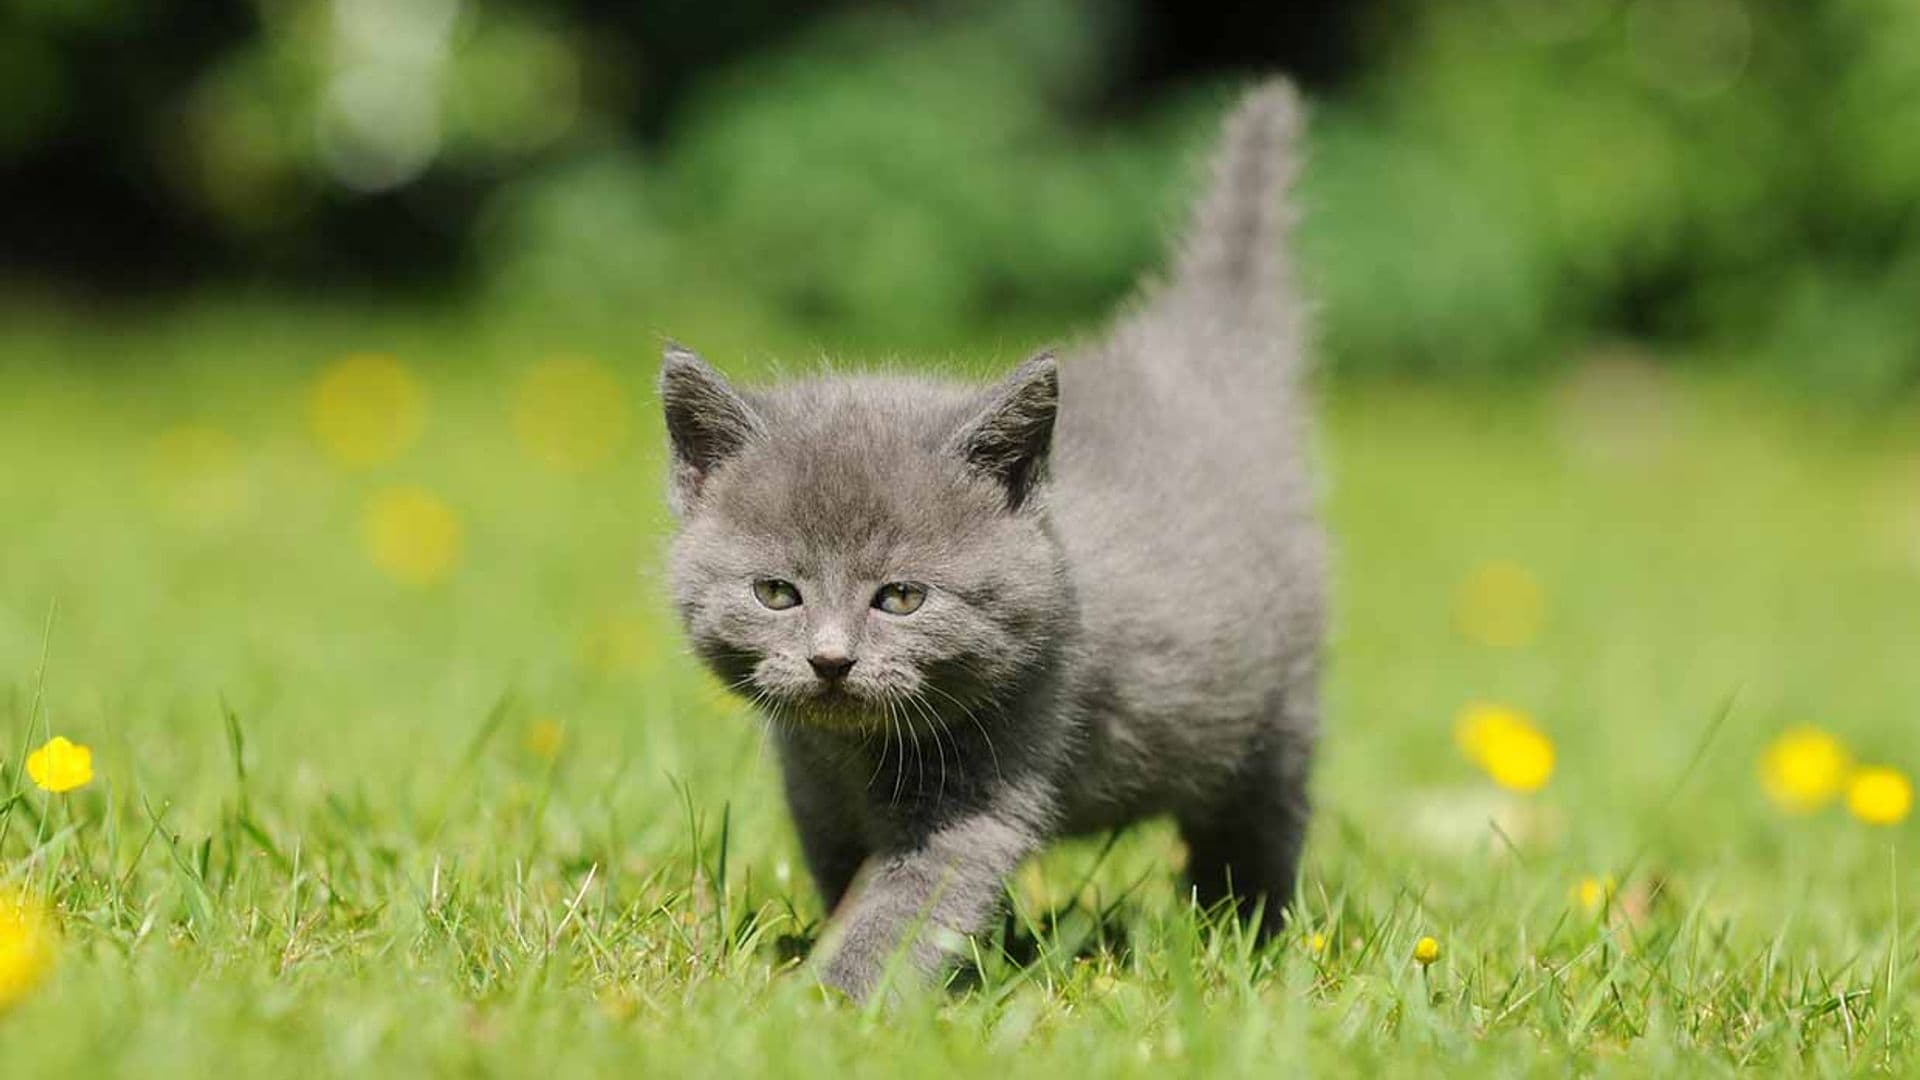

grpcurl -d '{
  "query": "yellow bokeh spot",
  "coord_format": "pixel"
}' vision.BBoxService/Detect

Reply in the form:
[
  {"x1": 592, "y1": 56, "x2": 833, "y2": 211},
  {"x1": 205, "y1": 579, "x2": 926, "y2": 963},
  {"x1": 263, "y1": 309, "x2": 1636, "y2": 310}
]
[
  {"x1": 525, "y1": 718, "x2": 565, "y2": 761},
  {"x1": 1846, "y1": 766, "x2": 1912, "y2": 827},
  {"x1": 148, "y1": 425, "x2": 250, "y2": 528},
  {"x1": 1455, "y1": 703, "x2": 1555, "y2": 793},
  {"x1": 362, "y1": 487, "x2": 463, "y2": 586},
  {"x1": 311, "y1": 353, "x2": 425, "y2": 467},
  {"x1": 1455, "y1": 561, "x2": 1546, "y2": 648},
  {"x1": 513, "y1": 357, "x2": 630, "y2": 472},
  {"x1": 1307, "y1": 932, "x2": 1328, "y2": 954},
  {"x1": 1759, "y1": 727, "x2": 1849, "y2": 814},
  {"x1": 1572, "y1": 874, "x2": 1617, "y2": 913},
  {"x1": 0, "y1": 888, "x2": 56, "y2": 1013},
  {"x1": 598, "y1": 989, "x2": 639, "y2": 1023},
  {"x1": 579, "y1": 612, "x2": 654, "y2": 675},
  {"x1": 1413, "y1": 936, "x2": 1440, "y2": 966},
  {"x1": 26, "y1": 736, "x2": 93, "y2": 794}
]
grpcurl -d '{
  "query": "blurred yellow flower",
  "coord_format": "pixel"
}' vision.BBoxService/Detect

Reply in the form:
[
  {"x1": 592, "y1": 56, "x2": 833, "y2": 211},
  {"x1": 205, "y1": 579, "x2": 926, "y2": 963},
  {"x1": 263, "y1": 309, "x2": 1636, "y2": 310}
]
[
  {"x1": 1413, "y1": 936, "x2": 1440, "y2": 966},
  {"x1": 311, "y1": 354, "x2": 424, "y2": 467},
  {"x1": 513, "y1": 357, "x2": 630, "y2": 472},
  {"x1": 1759, "y1": 727, "x2": 1849, "y2": 814},
  {"x1": 1846, "y1": 766, "x2": 1912, "y2": 826},
  {"x1": 1307, "y1": 932, "x2": 1328, "y2": 954},
  {"x1": 598, "y1": 988, "x2": 639, "y2": 1023},
  {"x1": 26, "y1": 737, "x2": 93, "y2": 793},
  {"x1": 579, "y1": 612, "x2": 654, "y2": 675},
  {"x1": 362, "y1": 487, "x2": 463, "y2": 586},
  {"x1": 525, "y1": 718, "x2": 565, "y2": 761},
  {"x1": 1454, "y1": 560, "x2": 1546, "y2": 648},
  {"x1": 148, "y1": 425, "x2": 250, "y2": 528},
  {"x1": 1573, "y1": 874, "x2": 1616, "y2": 913},
  {"x1": 0, "y1": 888, "x2": 56, "y2": 1012},
  {"x1": 1455, "y1": 703, "x2": 1555, "y2": 793}
]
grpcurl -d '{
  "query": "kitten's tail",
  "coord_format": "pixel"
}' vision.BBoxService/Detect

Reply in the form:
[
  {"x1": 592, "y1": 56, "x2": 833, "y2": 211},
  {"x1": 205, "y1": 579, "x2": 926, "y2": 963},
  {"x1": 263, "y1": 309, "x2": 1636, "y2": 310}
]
[{"x1": 1157, "y1": 79, "x2": 1307, "y2": 374}]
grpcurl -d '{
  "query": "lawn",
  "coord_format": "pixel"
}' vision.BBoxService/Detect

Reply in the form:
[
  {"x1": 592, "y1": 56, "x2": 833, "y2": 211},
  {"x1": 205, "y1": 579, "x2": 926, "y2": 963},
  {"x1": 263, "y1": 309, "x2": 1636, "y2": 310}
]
[{"x1": 1, "y1": 303, "x2": 1917, "y2": 1076}]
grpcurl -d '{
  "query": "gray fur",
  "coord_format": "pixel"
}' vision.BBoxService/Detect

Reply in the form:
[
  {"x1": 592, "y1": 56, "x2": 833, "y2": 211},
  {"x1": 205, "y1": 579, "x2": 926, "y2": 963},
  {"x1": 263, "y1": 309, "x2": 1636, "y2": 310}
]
[{"x1": 659, "y1": 81, "x2": 1321, "y2": 1000}]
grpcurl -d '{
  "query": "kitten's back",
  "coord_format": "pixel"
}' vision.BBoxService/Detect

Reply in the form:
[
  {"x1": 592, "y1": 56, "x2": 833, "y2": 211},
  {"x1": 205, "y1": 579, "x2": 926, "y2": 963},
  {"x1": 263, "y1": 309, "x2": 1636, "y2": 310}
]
[{"x1": 1051, "y1": 82, "x2": 1322, "y2": 809}]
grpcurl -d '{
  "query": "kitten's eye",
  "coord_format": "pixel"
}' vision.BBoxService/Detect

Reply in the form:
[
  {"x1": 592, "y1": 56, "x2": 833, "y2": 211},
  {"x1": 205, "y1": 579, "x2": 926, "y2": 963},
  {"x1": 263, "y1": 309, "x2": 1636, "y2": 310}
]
[
  {"x1": 753, "y1": 579, "x2": 802, "y2": 610},
  {"x1": 873, "y1": 582, "x2": 927, "y2": 616}
]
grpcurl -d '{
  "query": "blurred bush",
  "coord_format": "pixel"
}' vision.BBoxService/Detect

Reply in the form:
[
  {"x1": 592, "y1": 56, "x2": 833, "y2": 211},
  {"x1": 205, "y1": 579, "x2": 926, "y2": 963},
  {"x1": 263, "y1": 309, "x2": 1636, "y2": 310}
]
[
  {"x1": 1301, "y1": 0, "x2": 1920, "y2": 396},
  {"x1": 479, "y1": 0, "x2": 1207, "y2": 342},
  {"x1": 484, "y1": 0, "x2": 1920, "y2": 394},
  {"x1": 4, "y1": 0, "x2": 1920, "y2": 394}
]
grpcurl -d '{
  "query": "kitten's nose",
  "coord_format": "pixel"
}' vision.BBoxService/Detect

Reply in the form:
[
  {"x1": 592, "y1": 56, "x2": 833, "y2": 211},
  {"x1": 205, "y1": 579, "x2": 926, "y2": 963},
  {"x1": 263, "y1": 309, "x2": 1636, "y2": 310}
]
[{"x1": 809, "y1": 653, "x2": 855, "y2": 681}]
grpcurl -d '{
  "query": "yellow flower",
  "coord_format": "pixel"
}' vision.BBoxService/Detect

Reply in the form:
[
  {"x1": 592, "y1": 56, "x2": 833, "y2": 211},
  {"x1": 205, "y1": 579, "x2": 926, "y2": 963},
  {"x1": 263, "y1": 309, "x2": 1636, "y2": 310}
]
[
  {"x1": 524, "y1": 718, "x2": 565, "y2": 761},
  {"x1": 1455, "y1": 560, "x2": 1546, "y2": 648},
  {"x1": 310, "y1": 354, "x2": 424, "y2": 468},
  {"x1": 597, "y1": 988, "x2": 638, "y2": 1023},
  {"x1": 1412, "y1": 936, "x2": 1440, "y2": 966},
  {"x1": 1307, "y1": 932, "x2": 1328, "y2": 954},
  {"x1": 579, "y1": 612, "x2": 653, "y2": 675},
  {"x1": 0, "y1": 888, "x2": 56, "y2": 1012},
  {"x1": 362, "y1": 486, "x2": 463, "y2": 586},
  {"x1": 513, "y1": 357, "x2": 630, "y2": 473},
  {"x1": 1846, "y1": 766, "x2": 1912, "y2": 827},
  {"x1": 1760, "y1": 727, "x2": 1849, "y2": 814},
  {"x1": 26, "y1": 737, "x2": 93, "y2": 793},
  {"x1": 1455, "y1": 703, "x2": 1555, "y2": 793},
  {"x1": 1573, "y1": 874, "x2": 1617, "y2": 913}
]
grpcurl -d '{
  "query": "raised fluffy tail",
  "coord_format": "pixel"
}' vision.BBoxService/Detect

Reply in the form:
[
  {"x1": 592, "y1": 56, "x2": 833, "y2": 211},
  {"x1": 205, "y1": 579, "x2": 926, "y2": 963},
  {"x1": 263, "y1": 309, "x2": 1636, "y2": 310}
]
[{"x1": 1158, "y1": 80, "x2": 1306, "y2": 355}]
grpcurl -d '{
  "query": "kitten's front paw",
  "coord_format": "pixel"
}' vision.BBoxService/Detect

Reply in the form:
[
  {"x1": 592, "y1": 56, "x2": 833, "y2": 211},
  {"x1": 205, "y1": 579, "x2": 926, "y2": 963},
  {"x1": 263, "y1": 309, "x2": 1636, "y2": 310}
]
[{"x1": 815, "y1": 947, "x2": 883, "y2": 1004}]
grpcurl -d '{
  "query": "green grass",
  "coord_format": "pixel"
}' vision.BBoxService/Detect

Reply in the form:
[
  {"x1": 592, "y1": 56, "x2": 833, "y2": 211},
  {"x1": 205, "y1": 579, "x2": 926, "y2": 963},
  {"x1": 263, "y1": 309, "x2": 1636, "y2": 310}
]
[{"x1": 2, "y1": 304, "x2": 1918, "y2": 1076}]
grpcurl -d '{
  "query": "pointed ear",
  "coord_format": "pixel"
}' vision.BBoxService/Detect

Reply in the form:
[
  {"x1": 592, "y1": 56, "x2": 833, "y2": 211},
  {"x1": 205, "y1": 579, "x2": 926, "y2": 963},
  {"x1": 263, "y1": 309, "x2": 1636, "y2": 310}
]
[
  {"x1": 949, "y1": 351, "x2": 1058, "y2": 511},
  {"x1": 660, "y1": 343, "x2": 763, "y2": 515}
]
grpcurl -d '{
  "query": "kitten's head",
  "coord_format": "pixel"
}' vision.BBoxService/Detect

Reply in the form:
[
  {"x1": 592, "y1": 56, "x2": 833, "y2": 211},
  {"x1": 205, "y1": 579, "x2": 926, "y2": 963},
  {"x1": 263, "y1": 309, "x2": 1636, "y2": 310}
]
[{"x1": 659, "y1": 345, "x2": 1069, "y2": 732}]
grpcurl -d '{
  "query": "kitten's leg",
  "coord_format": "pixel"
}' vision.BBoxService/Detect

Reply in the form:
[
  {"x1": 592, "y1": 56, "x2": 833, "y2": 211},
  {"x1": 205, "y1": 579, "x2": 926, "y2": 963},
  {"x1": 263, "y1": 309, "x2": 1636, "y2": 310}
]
[
  {"x1": 778, "y1": 742, "x2": 870, "y2": 912},
  {"x1": 1178, "y1": 707, "x2": 1315, "y2": 938},
  {"x1": 814, "y1": 806, "x2": 1041, "y2": 1001}
]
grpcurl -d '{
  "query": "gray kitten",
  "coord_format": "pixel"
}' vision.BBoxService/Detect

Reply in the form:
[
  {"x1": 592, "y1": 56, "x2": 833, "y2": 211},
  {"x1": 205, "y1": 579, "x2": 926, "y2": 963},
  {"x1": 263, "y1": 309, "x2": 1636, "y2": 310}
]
[{"x1": 660, "y1": 81, "x2": 1321, "y2": 1000}]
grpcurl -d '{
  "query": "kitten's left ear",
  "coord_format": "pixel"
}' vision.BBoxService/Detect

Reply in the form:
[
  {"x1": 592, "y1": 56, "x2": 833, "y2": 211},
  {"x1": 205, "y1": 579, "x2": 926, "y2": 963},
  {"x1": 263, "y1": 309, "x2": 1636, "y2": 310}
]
[
  {"x1": 949, "y1": 351, "x2": 1058, "y2": 511},
  {"x1": 660, "y1": 343, "x2": 764, "y2": 515}
]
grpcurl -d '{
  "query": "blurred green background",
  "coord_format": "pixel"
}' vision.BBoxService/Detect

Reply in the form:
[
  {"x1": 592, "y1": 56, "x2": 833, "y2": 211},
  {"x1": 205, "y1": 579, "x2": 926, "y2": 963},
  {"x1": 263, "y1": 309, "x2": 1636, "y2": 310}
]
[{"x1": 4, "y1": 0, "x2": 1920, "y2": 394}]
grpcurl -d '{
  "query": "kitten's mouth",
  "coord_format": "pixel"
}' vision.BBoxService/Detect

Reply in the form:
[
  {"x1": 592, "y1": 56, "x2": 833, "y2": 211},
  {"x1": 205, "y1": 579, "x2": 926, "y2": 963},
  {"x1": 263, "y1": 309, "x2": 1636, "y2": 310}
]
[{"x1": 777, "y1": 685, "x2": 880, "y2": 732}]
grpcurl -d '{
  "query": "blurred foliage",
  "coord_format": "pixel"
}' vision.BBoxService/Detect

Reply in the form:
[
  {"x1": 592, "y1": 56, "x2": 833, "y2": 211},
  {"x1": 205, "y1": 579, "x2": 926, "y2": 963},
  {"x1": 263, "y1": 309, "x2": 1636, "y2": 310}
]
[
  {"x1": 1301, "y1": 0, "x2": 1920, "y2": 397},
  {"x1": 3, "y1": 0, "x2": 1920, "y2": 394},
  {"x1": 484, "y1": 0, "x2": 1920, "y2": 394},
  {"x1": 480, "y1": 1, "x2": 1209, "y2": 342}
]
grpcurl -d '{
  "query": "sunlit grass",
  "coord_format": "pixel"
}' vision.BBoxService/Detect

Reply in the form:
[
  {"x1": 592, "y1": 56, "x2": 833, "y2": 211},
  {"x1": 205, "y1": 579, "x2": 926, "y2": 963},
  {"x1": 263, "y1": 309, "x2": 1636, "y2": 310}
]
[{"x1": 0, "y1": 305, "x2": 1917, "y2": 1075}]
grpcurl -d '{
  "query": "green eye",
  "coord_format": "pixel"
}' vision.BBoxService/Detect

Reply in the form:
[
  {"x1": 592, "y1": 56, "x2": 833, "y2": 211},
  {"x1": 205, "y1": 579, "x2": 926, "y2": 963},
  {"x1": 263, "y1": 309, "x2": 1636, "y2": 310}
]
[
  {"x1": 753, "y1": 579, "x2": 802, "y2": 610},
  {"x1": 873, "y1": 582, "x2": 927, "y2": 616}
]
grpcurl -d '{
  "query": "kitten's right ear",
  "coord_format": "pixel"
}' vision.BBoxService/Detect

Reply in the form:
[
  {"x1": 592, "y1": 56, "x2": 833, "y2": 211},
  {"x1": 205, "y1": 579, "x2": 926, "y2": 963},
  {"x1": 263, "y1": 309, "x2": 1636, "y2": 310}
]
[
  {"x1": 660, "y1": 343, "x2": 763, "y2": 515},
  {"x1": 949, "y1": 351, "x2": 1058, "y2": 511}
]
